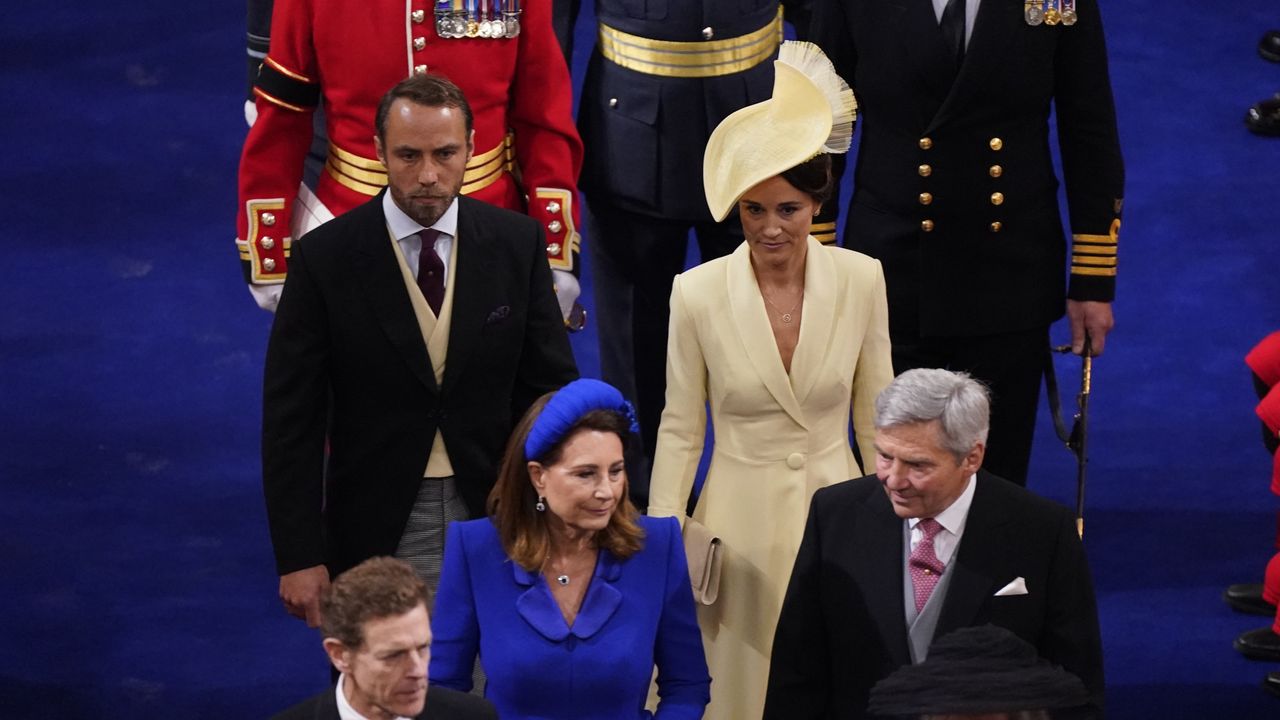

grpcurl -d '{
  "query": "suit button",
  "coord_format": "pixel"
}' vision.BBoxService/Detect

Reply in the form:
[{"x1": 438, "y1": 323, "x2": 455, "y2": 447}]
[
  {"x1": 990, "y1": 192, "x2": 1005, "y2": 206},
  {"x1": 413, "y1": 37, "x2": 426, "y2": 51},
  {"x1": 547, "y1": 220, "x2": 563, "y2": 234},
  {"x1": 411, "y1": 9, "x2": 425, "y2": 23},
  {"x1": 609, "y1": 97, "x2": 618, "y2": 108},
  {"x1": 702, "y1": 26, "x2": 714, "y2": 40},
  {"x1": 786, "y1": 453, "x2": 805, "y2": 470},
  {"x1": 989, "y1": 164, "x2": 1003, "y2": 178},
  {"x1": 918, "y1": 164, "x2": 932, "y2": 177},
  {"x1": 261, "y1": 212, "x2": 276, "y2": 226},
  {"x1": 989, "y1": 137, "x2": 1004, "y2": 151},
  {"x1": 546, "y1": 200, "x2": 561, "y2": 214},
  {"x1": 990, "y1": 221, "x2": 1003, "y2": 232},
  {"x1": 261, "y1": 236, "x2": 275, "y2": 250},
  {"x1": 921, "y1": 219, "x2": 934, "y2": 232},
  {"x1": 918, "y1": 137, "x2": 933, "y2": 150},
  {"x1": 918, "y1": 192, "x2": 933, "y2": 205},
  {"x1": 414, "y1": 64, "x2": 428, "y2": 75},
  {"x1": 546, "y1": 242, "x2": 562, "y2": 256},
  {"x1": 263, "y1": 258, "x2": 276, "y2": 272}
]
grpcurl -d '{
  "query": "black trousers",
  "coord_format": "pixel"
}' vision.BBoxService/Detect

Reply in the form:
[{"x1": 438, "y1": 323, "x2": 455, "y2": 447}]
[
  {"x1": 892, "y1": 325, "x2": 1049, "y2": 486},
  {"x1": 586, "y1": 199, "x2": 742, "y2": 508}
]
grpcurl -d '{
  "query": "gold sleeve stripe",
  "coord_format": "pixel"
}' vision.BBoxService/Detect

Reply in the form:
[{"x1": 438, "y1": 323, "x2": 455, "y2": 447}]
[
  {"x1": 253, "y1": 87, "x2": 306, "y2": 113},
  {"x1": 814, "y1": 233, "x2": 838, "y2": 245},
  {"x1": 1072, "y1": 255, "x2": 1118, "y2": 267},
  {"x1": 1072, "y1": 266, "x2": 1117, "y2": 277},
  {"x1": 1072, "y1": 243, "x2": 1117, "y2": 256},
  {"x1": 810, "y1": 222, "x2": 837, "y2": 233},
  {"x1": 1072, "y1": 232, "x2": 1116, "y2": 245},
  {"x1": 264, "y1": 57, "x2": 314, "y2": 84}
]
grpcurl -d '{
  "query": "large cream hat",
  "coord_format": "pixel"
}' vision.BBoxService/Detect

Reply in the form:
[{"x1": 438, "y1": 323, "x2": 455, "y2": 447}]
[{"x1": 703, "y1": 41, "x2": 856, "y2": 222}]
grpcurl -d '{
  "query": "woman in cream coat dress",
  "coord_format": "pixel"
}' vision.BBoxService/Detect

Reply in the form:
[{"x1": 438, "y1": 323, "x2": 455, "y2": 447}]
[{"x1": 647, "y1": 43, "x2": 894, "y2": 720}]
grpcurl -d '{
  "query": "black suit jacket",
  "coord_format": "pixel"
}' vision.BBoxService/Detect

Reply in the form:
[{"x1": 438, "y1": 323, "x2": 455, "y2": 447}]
[
  {"x1": 272, "y1": 684, "x2": 497, "y2": 720},
  {"x1": 262, "y1": 193, "x2": 578, "y2": 576},
  {"x1": 813, "y1": 0, "x2": 1124, "y2": 340},
  {"x1": 764, "y1": 471, "x2": 1104, "y2": 719}
]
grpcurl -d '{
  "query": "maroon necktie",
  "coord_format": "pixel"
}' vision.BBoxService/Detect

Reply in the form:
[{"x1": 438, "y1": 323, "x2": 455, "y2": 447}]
[
  {"x1": 909, "y1": 518, "x2": 946, "y2": 613},
  {"x1": 416, "y1": 229, "x2": 444, "y2": 315}
]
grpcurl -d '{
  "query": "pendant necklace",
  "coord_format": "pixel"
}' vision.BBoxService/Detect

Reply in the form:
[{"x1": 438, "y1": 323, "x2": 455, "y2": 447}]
[
  {"x1": 542, "y1": 555, "x2": 571, "y2": 586},
  {"x1": 762, "y1": 287, "x2": 802, "y2": 324}
]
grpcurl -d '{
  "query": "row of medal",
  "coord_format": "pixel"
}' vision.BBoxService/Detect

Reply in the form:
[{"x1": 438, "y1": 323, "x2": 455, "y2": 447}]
[
  {"x1": 436, "y1": 0, "x2": 521, "y2": 39},
  {"x1": 1024, "y1": 0, "x2": 1078, "y2": 26}
]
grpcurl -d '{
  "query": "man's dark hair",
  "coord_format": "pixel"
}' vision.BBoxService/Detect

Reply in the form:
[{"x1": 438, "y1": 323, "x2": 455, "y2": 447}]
[
  {"x1": 320, "y1": 557, "x2": 429, "y2": 649},
  {"x1": 779, "y1": 153, "x2": 834, "y2": 206},
  {"x1": 375, "y1": 73, "x2": 474, "y2": 142}
]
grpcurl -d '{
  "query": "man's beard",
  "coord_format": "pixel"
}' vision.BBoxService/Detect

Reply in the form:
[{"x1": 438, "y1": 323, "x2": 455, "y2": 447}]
[{"x1": 394, "y1": 185, "x2": 458, "y2": 227}]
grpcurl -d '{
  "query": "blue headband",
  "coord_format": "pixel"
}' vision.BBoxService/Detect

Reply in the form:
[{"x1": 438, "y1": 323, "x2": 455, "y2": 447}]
[{"x1": 524, "y1": 379, "x2": 640, "y2": 461}]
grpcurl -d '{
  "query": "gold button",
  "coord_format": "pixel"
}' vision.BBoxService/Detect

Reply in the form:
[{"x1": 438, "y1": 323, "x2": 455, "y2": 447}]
[
  {"x1": 414, "y1": 64, "x2": 428, "y2": 75},
  {"x1": 989, "y1": 137, "x2": 1004, "y2": 151},
  {"x1": 918, "y1": 137, "x2": 933, "y2": 150},
  {"x1": 990, "y1": 222, "x2": 1003, "y2": 232},
  {"x1": 261, "y1": 236, "x2": 275, "y2": 250},
  {"x1": 918, "y1": 192, "x2": 933, "y2": 206},
  {"x1": 546, "y1": 242, "x2": 562, "y2": 256},
  {"x1": 547, "y1": 220, "x2": 563, "y2": 234},
  {"x1": 263, "y1": 258, "x2": 277, "y2": 272},
  {"x1": 413, "y1": 37, "x2": 426, "y2": 51},
  {"x1": 921, "y1": 220, "x2": 935, "y2": 232},
  {"x1": 918, "y1": 164, "x2": 932, "y2": 177},
  {"x1": 989, "y1": 165, "x2": 1003, "y2": 178},
  {"x1": 546, "y1": 200, "x2": 561, "y2": 214},
  {"x1": 411, "y1": 9, "x2": 425, "y2": 23},
  {"x1": 261, "y1": 212, "x2": 276, "y2": 226},
  {"x1": 991, "y1": 192, "x2": 1005, "y2": 206},
  {"x1": 702, "y1": 26, "x2": 714, "y2": 40}
]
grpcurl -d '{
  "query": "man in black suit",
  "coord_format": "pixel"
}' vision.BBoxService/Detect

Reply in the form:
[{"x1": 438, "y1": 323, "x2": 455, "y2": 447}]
[
  {"x1": 263, "y1": 74, "x2": 578, "y2": 627},
  {"x1": 765, "y1": 369, "x2": 1103, "y2": 719},
  {"x1": 273, "y1": 557, "x2": 496, "y2": 720},
  {"x1": 812, "y1": 0, "x2": 1125, "y2": 486}
]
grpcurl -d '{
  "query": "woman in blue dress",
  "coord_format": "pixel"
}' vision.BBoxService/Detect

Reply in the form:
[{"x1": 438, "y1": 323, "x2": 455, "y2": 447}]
[{"x1": 429, "y1": 379, "x2": 710, "y2": 719}]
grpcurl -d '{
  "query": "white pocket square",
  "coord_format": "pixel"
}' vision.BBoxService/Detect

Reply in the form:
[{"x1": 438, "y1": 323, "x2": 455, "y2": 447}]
[{"x1": 994, "y1": 577, "x2": 1028, "y2": 596}]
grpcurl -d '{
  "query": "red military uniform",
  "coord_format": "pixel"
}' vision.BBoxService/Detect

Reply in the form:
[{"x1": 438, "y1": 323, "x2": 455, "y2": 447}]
[{"x1": 237, "y1": 0, "x2": 582, "y2": 294}]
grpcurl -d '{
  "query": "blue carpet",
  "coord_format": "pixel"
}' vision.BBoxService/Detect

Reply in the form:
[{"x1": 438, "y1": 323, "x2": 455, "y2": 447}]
[{"x1": 2, "y1": 1, "x2": 1279, "y2": 717}]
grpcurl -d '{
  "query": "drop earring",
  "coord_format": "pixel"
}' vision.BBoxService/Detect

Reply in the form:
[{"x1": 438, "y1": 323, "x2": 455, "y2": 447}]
[{"x1": 535, "y1": 496, "x2": 547, "y2": 512}]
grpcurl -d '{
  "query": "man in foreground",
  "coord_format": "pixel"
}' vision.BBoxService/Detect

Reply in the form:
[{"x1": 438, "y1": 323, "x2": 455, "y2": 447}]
[
  {"x1": 273, "y1": 557, "x2": 496, "y2": 719},
  {"x1": 765, "y1": 368, "x2": 1103, "y2": 718}
]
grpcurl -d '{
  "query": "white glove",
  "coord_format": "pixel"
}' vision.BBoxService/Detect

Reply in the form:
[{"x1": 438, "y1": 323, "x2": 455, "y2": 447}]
[
  {"x1": 551, "y1": 269, "x2": 580, "y2": 322},
  {"x1": 245, "y1": 99, "x2": 258, "y2": 127},
  {"x1": 249, "y1": 282, "x2": 282, "y2": 312}
]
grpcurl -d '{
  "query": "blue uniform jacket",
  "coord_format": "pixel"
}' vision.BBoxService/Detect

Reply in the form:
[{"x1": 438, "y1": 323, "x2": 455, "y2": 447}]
[{"x1": 430, "y1": 515, "x2": 711, "y2": 719}]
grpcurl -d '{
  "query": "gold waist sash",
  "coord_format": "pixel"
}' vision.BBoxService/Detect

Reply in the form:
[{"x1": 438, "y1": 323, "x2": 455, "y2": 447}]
[
  {"x1": 326, "y1": 133, "x2": 514, "y2": 197},
  {"x1": 598, "y1": 7, "x2": 783, "y2": 78}
]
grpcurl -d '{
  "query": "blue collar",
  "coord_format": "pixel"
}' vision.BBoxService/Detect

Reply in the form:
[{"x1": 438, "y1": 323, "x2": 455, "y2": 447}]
[{"x1": 510, "y1": 551, "x2": 624, "y2": 641}]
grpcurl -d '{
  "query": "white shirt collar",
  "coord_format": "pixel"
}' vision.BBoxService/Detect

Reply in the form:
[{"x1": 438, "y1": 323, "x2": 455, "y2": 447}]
[
  {"x1": 909, "y1": 472, "x2": 978, "y2": 538},
  {"x1": 382, "y1": 191, "x2": 459, "y2": 241},
  {"x1": 334, "y1": 673, "x2": 413, "y2": 720}
]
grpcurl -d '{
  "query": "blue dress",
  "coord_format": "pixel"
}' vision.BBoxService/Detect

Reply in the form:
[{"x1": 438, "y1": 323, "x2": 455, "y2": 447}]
[{"x1": 429, "y1": 515, "x2": 711, "y2": 719}]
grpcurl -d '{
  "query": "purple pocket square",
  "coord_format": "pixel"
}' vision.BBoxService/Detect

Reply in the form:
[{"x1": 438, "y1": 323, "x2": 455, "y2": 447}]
[{"x1": 485, "y1": 305, "x2": 511, "y2": 325}]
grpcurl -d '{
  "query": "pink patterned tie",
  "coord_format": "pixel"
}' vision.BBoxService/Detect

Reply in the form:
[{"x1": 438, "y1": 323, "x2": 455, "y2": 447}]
[{"x1": 910, "y1": 518, "x2": 946, "y2": 613}]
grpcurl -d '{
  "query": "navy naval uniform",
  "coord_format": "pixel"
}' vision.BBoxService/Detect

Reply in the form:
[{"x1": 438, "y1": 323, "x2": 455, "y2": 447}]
[
  {"x1": 560, "y1": 0, "x2": 822, "y2": 506},
  {"x1": 813, "y1": 0, "x2": 1124, "y2": 485}
]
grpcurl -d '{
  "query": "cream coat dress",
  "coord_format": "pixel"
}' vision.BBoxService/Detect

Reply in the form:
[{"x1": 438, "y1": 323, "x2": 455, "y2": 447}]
[{"x1": 648, "y1": 237, "x2": 893, "y2": 720}]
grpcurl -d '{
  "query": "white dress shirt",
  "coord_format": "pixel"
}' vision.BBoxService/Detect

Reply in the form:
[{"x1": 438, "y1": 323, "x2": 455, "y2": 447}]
[
  {"x1": 908, "y1": 473, "x2": 978, "y2": 567},
  {"x1": 382, "y1": 191, "x2": 459, "y2": 287},
  {"x1": 334, "y1": 673, "x2": 413, "y2": 720}
]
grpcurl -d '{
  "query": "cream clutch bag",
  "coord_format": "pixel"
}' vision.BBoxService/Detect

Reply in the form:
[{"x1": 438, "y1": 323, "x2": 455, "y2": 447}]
[{"x1": 683, "y1": 517, "x2": 723, "y2": 606}]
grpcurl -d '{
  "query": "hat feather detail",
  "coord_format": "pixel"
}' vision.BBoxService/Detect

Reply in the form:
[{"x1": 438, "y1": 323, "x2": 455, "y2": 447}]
[{"x1": 776, "y1": 41, "x2": 857, "y2": 154}]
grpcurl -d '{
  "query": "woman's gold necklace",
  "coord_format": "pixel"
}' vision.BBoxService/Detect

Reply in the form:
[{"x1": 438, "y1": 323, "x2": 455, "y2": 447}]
[{"x1": 762, "y1": 287, "x2": 803, "y2": 324}]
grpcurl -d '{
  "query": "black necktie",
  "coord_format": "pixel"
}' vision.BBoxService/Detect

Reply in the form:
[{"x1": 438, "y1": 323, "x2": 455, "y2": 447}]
[
  {"x1": 416, "y1": 229, "x2": 444, "y2": 315},
  {"x1": 939, "y1": 0, "x2": 967, "y2": 69}
]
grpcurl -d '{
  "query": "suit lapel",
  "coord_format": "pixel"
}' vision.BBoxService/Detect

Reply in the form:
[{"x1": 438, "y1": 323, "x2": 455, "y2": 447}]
[
  {"x1": 789, "y1": 238, "x2": 837, "y2": 406},
  {"x1": 858, "y1": 489, "x2": 913, "y2": 667},
  {"x1": 352, "y1": 197, "x2": 439, "y2": 394},
  {"x1": 442, "y1": 198, "x2": 495, "y2": 396},
  {"x1": 927, "y1": 0, "x2": 1019, "y2": 132},
  {"x1": 936, "y1": 472, "x2": 1014, "y2": 637},
  {"x1": 890, "y1": 0, "x2": 958, "y2": 127},
  {"x1": 725, "y1": 243, "x2": 807, "y2": 428}
]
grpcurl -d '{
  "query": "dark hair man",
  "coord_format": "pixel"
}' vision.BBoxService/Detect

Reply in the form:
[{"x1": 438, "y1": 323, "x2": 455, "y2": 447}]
[
  {"x1": 765, "y1": 369, "x2": 1103, "y2": 719},
  {"x1": 262, "y1": 73, "x2": 578, "y2": 628},
  {"x1": 273, "y1": 557, "x2": 496, "y2": 719}
]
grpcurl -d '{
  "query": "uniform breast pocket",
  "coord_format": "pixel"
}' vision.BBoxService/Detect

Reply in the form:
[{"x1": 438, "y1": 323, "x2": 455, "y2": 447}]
[
  {"x1": 616, "y1": 0, "x2": 666, "y2": 20},
  {"x1": 595, "y1": 73, "x2": 662, "y2": 209}
]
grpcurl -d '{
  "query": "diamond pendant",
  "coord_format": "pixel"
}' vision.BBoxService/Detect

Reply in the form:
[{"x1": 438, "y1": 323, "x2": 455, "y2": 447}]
[
  {"x1": 557, "y1": 574, "x2": 569, "y2": 586},
  {"x1": 781, "y1": 313, "x2": 793, "y2": 323}
]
